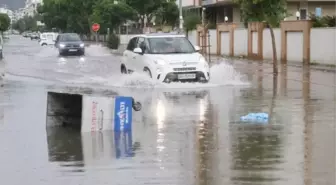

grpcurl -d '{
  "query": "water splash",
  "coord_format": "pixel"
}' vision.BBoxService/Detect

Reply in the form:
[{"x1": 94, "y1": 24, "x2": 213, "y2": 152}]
[
  {"x1": 108, "y1": 60, "x2": 249, "y2": 88},
  {"x1": 208, "y1": 62, "x2": 248, "y2": 85},
  {"x1": 67, "y1": 60, "x2": 249, "y2": 89},
  {"x1": 34, "y1": 45, "x2": 58, "y2": 58},
  {"x1": 85, "y1": 44, "x2": 112, "y2": 57}
]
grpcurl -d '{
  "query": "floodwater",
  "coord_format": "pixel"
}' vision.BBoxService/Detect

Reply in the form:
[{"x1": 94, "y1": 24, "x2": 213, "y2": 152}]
[{"x1": 0, "y1": 35, "x2": 335, "y2": 185}]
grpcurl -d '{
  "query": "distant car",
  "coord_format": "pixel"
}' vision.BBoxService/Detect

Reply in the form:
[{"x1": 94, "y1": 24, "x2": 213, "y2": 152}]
[
  {"x1": 30, "y1": 33, "x2": 39, "y2": 40},
  {"x1": 0, "y1": 35, "x2": 3, "y2": 59},
  {"x1": 120, "y1": 33, "x2": 210, "y2": 83},
  {"x1": 26, "y1": 32, "x2": 32, "y2": 38},
  {"x1": 54, "y1": 33, "x2": 85, "y2": 56},
  {"x1": 39, "y1": 32, "x2": 58, "y2": 46}
]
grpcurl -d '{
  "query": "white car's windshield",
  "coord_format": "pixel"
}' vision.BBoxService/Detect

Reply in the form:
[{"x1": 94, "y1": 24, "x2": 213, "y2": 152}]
[{"x1": 147, "y1": 37, "x2": 195, "y2": 54}]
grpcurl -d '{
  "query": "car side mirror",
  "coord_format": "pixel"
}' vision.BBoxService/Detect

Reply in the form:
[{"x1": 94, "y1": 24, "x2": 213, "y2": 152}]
[
  {"x1": 133, "y1": 47, "x2": 143, "y2": 54},
  {"x1": 194, "y1": 45, "x2": 201, "y2": 51}
]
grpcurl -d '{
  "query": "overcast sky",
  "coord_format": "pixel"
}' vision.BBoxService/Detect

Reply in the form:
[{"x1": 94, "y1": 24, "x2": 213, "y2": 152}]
[{"x1": 2, "y1": 1, "x2": 25, "y2": 10}]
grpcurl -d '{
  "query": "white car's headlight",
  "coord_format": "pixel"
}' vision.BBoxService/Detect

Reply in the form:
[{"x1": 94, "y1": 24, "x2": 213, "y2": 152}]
[
  {"x1": 155, "y1": 59, "x2": 166, "y2": 65},
  {"x1": 80, "y1": 43, "x2": 85, "y2": 47},
  {"x1": 59, "y1": 44, "x2": 65, "y2": 48}
]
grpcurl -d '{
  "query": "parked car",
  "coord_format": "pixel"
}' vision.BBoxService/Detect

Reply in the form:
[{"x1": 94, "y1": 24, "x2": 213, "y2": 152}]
[
  {"x1": 54, "y1": 33, "x2": 85, "y2": 56},
  {"x1": 39, "y1": 32, "x2": 58, "y2": 46},
  {"x1": 30, "y1": 32, "x2": 39, "y2": 40},
  {"x1": 0, "y1": 34, "x2": 3, "y2": 59},
  {"x1": 120, "y1": 33, "x2": 210, "y2": 83}
]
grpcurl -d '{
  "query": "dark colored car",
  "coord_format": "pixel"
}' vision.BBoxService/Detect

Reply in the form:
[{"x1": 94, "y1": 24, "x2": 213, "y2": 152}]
[
  {"x1": 30, "y1": 33, "x2": 39, "y2": 40},
  {"x1": 54, "y1": 33, "x2": 85, "y2": 56}
]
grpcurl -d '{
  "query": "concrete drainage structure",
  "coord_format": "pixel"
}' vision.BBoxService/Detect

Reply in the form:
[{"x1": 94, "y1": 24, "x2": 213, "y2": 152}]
[{"x1": 46, "y1": 91, "x2": 141, "y2": 132}]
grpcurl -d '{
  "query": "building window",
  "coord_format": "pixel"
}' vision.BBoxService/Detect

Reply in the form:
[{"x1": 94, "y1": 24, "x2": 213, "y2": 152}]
[{"x1": 300, "y1": 9, "x2": 307, "y2": 20}]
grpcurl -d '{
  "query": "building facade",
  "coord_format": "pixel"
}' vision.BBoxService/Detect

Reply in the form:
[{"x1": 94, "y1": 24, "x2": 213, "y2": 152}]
[
  {"x1": 14, "y1": 0, "x2": 43, "y2": 20},
  {"x1": 180, "y1": 0, "x2": 336, "y2": 25}
]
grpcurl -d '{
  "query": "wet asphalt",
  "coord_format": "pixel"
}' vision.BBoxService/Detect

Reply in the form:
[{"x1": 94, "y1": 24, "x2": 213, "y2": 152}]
[{"x1": 0, "y1": 35, "x2": 335, "y2": 185}]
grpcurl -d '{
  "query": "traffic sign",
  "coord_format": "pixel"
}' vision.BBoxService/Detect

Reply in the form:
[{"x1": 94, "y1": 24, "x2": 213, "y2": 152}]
[{"x1": 92, "y1": 23, "x2": 100, "y2": 32}]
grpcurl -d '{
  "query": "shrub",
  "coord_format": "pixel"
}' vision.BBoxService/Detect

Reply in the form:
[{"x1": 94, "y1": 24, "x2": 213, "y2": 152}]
[
  {"x1": 107, "y1": 33, "x2": 120, "y2": 49},
  {"x1": 310, "y1": 13, "x2": 336, "y2": 27},
  {"x1": 310, "y1": 13, "x2": 326, "y2": 27},
  {"x1": 183, "y1": 13, "x2": 201, "y2": 32}
]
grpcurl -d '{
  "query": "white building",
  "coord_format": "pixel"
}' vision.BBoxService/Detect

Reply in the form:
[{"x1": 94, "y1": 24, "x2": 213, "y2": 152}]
[{"x1": 24, "y1": 0, "x2": 43, "y2": 17}]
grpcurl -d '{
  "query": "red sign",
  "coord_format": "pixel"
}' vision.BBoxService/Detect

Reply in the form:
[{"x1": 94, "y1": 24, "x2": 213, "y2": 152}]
[{"x1": 92, "y1": 23, "x2": 100, "y2": 32}]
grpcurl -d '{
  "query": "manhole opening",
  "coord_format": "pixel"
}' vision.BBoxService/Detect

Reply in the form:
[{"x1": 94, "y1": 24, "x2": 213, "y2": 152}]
[{"x1": 46, "y1": 92, "x2": 83, "y2": 130}]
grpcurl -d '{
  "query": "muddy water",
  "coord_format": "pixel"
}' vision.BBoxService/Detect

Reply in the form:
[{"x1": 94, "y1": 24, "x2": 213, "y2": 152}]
[{"x1": 0, "y1": 36, "x2": 335, "y2": 185}]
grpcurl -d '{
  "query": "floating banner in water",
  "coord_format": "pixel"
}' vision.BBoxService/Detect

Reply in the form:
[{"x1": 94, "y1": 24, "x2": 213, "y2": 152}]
[
  {"x1": 240, "y1": 112, "x2": 269, "y2": 124},
  {"x1": 114, "y1": 96, "x2": 133, "y2": 131},
  {"x1": 114, "y1": 130, "x2": 134, "y2": 158}
]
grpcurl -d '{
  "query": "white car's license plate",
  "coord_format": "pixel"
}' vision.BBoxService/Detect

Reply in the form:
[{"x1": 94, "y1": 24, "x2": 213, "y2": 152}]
[
  {"x1": 177, "y1": 73, "x2": 196, "y2": 79},
  {"x1": 69, "y1": 49, "x2": 77, "y2": 52}
]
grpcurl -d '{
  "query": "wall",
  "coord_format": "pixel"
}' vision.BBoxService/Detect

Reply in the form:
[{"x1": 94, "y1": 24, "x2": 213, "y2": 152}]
[
  {"x1": 116, "y1": 27, "x2": 335, "y2": 65},
  {"x1": 188, "y1": 27, "x2": 335, "y2": 65}
]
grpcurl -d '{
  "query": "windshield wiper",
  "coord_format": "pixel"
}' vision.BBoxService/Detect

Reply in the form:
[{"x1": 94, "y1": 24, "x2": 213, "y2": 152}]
[{"x1": 165, "y1": 51, "x2": 188, "y2": 54}]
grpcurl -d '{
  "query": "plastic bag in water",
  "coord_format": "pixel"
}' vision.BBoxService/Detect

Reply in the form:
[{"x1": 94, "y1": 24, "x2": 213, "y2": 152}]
[{"x1": 240, "y1": 112, "x2": 269, "y2": 124}]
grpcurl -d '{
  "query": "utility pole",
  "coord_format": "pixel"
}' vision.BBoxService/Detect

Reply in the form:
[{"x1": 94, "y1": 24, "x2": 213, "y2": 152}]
[
  {"x1": 179, "y1": 0, "x2": 183, "y2": 32},
  {"x1": 201, "y1": 7, "x2": 206, "y2": 55}
]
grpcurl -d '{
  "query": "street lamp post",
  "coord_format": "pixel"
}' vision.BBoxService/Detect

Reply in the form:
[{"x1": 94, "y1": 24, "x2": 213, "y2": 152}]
[
  {"x1": 178, "y1": 0, "x2": 183, "y2": 33},
  {"x1": 296, "y1": 11, "x2": 300, "y2": 20}
]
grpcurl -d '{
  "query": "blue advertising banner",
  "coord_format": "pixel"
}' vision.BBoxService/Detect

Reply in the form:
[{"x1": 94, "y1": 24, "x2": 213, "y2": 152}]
[
  {"x1": 114, "y1": 96, "x2": 133, "y2": 131},
  {"x1": 114, "y1": 130, "x2": 134, "y2": 159}
]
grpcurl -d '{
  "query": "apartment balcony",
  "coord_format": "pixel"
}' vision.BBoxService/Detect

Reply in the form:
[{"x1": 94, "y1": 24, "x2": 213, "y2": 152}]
[
  {"x1": 202, "y1": 0, "x2": 217, "y2": 6},
  {"x1": 202, "y1": 0, "x2": 234, "y2": 6}
]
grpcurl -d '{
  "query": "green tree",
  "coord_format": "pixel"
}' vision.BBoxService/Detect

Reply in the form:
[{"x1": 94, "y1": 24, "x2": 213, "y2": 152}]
[
  {"x1": 0, "y1": 13, "x2": 11, "y2": 33},
  {"x1": 12, "y1": 15, "x2": 40, "y2": 33},
  {"x1": 154, "y1": 1, "x2": 179, "y2": 27},
  {"x1": 38, "y1": 0, "x2": 68, "y2": 31},
  {"x1": 39, "y1": 0, "x2": 98, "y2": 34},
  {"x1": 126, "y1": 0, "x2": 175, "y2": 28},
  {"x1": 233, "y1": 0, "x2": 287, "y2": 74},
  {"x1": 183, "y1": 13, "x2": 201, "y2": 37},
  {"x1": 91, "y1": 0, "x2": 136, "y2": 33}
]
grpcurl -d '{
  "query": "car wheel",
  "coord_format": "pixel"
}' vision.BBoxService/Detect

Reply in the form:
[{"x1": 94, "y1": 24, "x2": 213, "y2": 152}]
[
  {"x1": 41, "y1": 43, "x2": 47, "y2": 46},
  {"x1": 143, "y1": 67, "x2": 152, "y2": 78},
  {"x1": 121, "y1": 65, "x2": 127, "y2": 74}
]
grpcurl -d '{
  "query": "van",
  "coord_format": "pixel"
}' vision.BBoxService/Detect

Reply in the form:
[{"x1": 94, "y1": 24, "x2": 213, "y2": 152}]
[{"x1": 39, "y1": 32, "x2": 58, "y2": 46}]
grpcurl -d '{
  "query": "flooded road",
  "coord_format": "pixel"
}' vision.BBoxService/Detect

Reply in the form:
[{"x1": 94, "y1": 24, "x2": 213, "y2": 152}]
[{"x1": 0, "y1": 35, "x2": 335, "y2": 185}]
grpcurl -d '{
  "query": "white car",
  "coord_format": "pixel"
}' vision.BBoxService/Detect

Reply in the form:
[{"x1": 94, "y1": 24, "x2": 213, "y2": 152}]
[
  {"x1": 39, "y1": 32, "x2": 58, "y2": 46},
  {"x1": 120, "y1": 33, "x2": 210, "y2": 83}
]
